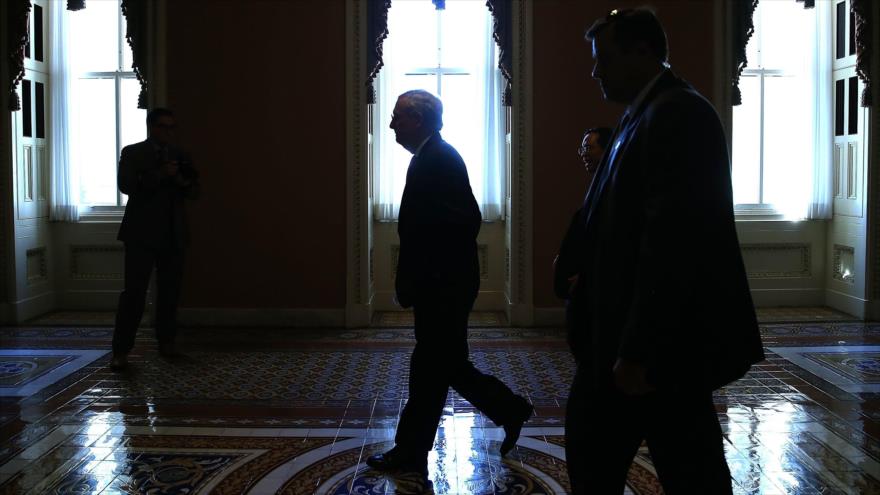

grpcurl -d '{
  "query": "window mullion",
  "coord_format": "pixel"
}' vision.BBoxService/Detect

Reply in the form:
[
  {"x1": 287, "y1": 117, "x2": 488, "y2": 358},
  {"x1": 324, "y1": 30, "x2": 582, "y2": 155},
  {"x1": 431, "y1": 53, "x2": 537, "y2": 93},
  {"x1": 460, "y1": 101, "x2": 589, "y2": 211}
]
[
  {"x1": 436, "y1": 8, "x2": 442, "y2": 96},
  {"x1": 115, "y1": 75, "x2": 123, "y2": 206},
  {"x1": 758, "y1": 71, "x2": 765, "y2": 205}
]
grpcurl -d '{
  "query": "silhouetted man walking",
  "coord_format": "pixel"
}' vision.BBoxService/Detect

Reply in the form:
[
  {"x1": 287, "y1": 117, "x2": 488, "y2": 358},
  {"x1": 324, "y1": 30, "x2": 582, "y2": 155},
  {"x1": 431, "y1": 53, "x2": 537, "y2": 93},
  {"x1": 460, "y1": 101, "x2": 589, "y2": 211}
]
[
  {"x1": 564, "y1": 9, "x2": 764, "y2": 493},
  {"x1": 367, "y1": 90, "x2": 533, "y2": 486}
]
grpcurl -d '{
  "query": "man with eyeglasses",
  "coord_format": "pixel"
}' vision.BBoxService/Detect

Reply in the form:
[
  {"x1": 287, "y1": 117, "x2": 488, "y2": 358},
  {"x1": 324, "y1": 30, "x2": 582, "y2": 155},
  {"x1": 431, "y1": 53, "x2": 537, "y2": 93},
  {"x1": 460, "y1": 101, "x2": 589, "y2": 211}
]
[
  {"x1": 554, "y1": 126, "x2": 612, "y2": 342},
  {"x1": 563, "y1": 8, "x2": 764, "y2": 493},
  {"x1": 110, "y1": 108, "x2": 200, "y2": 371}
]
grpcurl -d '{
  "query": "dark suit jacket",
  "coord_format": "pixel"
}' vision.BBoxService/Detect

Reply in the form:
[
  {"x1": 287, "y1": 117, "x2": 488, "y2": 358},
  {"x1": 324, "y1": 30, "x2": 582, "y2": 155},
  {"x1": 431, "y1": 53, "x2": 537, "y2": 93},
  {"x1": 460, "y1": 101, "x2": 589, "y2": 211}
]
[
  {"x1": 565, "y1": 70, "x2": 764, "y2": 392},
  {"x1": 117, "y1": 139, "x2": 200, "y2": 250},
  {"x1": 396, "y1": 133, "x2": 481, "y2": 308}
]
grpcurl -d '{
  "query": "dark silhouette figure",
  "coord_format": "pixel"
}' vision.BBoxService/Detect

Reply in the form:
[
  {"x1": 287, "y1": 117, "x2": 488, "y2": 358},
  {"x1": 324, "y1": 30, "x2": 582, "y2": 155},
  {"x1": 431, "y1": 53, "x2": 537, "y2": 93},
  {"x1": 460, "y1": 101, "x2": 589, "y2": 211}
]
[
  {"x1": 367, "y1": 90, "x2": 533, "y2": 484},
  {"x1": 555, "y1": 127, "x2": 613, "y2": 341},
  {"x1": 110, "y1": 108, "x2": 200, "y2": 370},
  {"x1": 562, "y1": 9, "x2": 764, "y2": 494},
  {"x1": 578, "y1": 126, "x2": 613, "y2": 175}
]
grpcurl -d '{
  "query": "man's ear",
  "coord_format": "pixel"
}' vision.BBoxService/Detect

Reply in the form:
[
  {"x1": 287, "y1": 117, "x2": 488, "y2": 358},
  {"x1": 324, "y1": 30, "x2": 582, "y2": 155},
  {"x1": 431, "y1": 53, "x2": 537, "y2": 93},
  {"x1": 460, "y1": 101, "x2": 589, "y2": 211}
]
[{"x1": 412, "y1": 111, "x2": 425, "y2": 129}]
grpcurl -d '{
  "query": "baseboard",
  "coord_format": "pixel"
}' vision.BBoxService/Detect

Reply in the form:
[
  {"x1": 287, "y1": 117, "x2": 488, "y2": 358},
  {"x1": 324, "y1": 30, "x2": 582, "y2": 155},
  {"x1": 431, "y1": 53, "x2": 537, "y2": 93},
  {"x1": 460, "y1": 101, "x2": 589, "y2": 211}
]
[
  {"x1": 10, "y1": 291, "x2": 56, "y2": 323},
  {"x1": 824, "y1": 290, "x2": 869, "y2": 320},
  {"x1": 0, "y1": 302, "x2": 12, "y2": 325},
  {"x1": 867, "y1": 300, "x2": 880, "y2": 321},
  {"x1": 372, "y1": 290, "x2": 508, "y2": 311},
  {"x1": 507, "y1": 302, "x2": 534, "y2": 327},
  {"x1": 533, "y1": 307, "x2": 564, "y2": 327},
  {"x1": 177, "y1": 308, "x2": 346, "y2": 328},
  {"x1": 749, "y1": 288, "x2": 825, "y2": 307},
  {"x1": 345, "y1": 303, "x2": 372, "y2": 329},
  {"x1": 60, "y1": 290, "x2": 123, "y2": 310}
]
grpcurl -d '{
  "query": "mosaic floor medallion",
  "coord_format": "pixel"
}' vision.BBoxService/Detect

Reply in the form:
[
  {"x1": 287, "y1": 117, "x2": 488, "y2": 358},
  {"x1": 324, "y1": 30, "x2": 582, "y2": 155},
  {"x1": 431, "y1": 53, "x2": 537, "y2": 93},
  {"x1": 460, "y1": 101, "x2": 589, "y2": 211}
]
[
  {"x1": 0, "y1": 349, "x2": 108, "y2": 397},
  {"x1": 769, "y1": 345, "x2": 880, "y2": 393}
]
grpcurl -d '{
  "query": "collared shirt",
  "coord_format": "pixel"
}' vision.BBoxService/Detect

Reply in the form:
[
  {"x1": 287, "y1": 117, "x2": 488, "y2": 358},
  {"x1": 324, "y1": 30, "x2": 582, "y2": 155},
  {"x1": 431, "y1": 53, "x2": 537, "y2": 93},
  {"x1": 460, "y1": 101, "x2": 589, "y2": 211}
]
[{"x1": 413, "y1": 132, "x2": 436, "y2": 157}]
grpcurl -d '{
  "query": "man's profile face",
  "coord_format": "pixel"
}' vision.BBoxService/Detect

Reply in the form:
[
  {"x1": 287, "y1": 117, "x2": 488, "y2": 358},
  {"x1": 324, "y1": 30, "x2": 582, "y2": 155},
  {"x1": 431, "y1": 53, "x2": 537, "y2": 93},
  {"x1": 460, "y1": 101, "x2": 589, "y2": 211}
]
[
  {"x1": 390, "y1": 98, "x2": 421, "y2": 151},
  {"x1": 591, "y1": 28, "x2": 637, "y2": 104},
  {"x1": 150, "y1": 115, "x2": 176, "y2": 146},
  {"x1": 580, "y1": 132, "x2": 605, "y2": 171}
]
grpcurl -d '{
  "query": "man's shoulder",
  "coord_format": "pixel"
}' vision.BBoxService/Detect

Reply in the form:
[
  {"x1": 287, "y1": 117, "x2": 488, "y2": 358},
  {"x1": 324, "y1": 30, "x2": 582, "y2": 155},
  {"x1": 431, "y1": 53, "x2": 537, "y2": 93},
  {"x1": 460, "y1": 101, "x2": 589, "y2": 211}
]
[
  {"x1": 422, "y1": 137, "x2": 464, "y2": 166},
  {"x1": 645, "y1": 85, "x2": 718, "y2": 129},
  {"x1": 122, "y1": 140, "x2": 153, "y2": 155}
]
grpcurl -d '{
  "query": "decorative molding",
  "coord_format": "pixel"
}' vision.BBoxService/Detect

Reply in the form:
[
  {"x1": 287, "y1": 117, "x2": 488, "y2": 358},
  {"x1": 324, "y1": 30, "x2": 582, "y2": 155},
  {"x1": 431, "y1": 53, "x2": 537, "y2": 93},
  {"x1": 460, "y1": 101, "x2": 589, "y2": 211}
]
[
  {"x1": 505, "y1": 246, "x2": 510, "y2": 285},
  {"x1": 25, "y1": 247, "x2": 47, "y2": 284},
  {"x1": 740, "y1": 243, "x2": 811, "y2": 278},
  {"x1": 69, "y1": 245, "x2": 124, "y2": 280},
  {"x1": 825, "y1": 288, "x2": 868, "y2": 319},
  {"x1": 9, "y1": 290, "x2": 54, "y2": 322},
  {"x1": 390, "y1": 244, "x2": 399, "y2": 280},
  {"x1": 504, "y1": 0, "x2": 534, "y2": 326},
  {"x1": 478, "y1": 244, "x2": 489, "y2": 280},
  {"x1": 833, "y1": 244, "x2": 857, "y2": 284},
  {"x1": 346, "y1": 0, "x2": 372, "y2": 328}
]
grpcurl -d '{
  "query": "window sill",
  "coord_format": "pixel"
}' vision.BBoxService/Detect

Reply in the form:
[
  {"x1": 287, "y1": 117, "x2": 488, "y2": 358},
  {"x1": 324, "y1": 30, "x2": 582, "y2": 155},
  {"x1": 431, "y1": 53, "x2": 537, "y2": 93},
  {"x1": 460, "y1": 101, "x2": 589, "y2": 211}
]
[
  {"x1": 374, "y1": 219, "x2": 506, "y2": 224},
  {"x1": 78, "y1": 208, "x2": 124, "y2": 223}
]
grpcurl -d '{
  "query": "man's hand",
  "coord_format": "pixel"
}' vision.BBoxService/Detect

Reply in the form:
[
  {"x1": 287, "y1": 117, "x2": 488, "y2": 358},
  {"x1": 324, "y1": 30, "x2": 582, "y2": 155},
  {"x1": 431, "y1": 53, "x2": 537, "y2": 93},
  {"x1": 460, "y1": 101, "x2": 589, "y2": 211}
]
[
  {"x1": 161, "y1": 161, "x2": 179, "y2": 177},
  {"x1": 613, "y1": 357, "x2": 655, "y2": 395}
]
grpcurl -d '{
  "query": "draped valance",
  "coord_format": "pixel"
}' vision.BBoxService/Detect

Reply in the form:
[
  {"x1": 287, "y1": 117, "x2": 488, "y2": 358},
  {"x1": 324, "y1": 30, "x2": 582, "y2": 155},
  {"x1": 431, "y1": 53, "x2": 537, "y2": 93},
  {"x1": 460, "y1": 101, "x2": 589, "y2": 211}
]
[
  {"x1": 121, "y1": 0, "x2": 150, "y2": 109},
  {"x1": 7, "y1": 0, "x2": 31, "y2": 111},
  {"x1": 851, "y1": 0, "x2": 873, "y2": 106},
  {"x1": 733, "y1": 0, "x2": 873, "y2": 107},
  {"x1": 365, "y1": 0, "x2": 514, "y2": 106},
  {"x1": 8, "y1": 0, "x2": 152, "y2": 111},
  {"x1": 365, "y1": 0, "x2": 392, "y2": 105}
]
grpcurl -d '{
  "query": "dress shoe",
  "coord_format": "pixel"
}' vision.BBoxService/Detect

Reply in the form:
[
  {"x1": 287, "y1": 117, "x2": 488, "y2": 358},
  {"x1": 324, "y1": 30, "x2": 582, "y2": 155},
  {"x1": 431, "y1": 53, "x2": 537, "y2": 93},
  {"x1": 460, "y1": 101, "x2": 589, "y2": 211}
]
[
  {"x1": 109, "y1": 354, "x2": 128, "y2": 371},
  {"x1": 500, "y1": 398, "x2": 533, "y2": 456},
  {"x1": 366, "y1": 447, "x2": 427, "y2": 475}
]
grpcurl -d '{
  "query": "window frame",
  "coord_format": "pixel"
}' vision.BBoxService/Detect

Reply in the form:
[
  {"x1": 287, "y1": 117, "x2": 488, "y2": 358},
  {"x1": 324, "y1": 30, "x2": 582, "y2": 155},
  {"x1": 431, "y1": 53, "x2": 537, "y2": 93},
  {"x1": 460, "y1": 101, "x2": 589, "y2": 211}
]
[
  {"x1": 371, "y1": 1, "x2": 507, "y2": 223},
  {"x1": 731, "y1": 1, "x2": 832, "y2": 221},
  {"x1": 74, "y1": 0, "x2": 142, "y2": 218}
]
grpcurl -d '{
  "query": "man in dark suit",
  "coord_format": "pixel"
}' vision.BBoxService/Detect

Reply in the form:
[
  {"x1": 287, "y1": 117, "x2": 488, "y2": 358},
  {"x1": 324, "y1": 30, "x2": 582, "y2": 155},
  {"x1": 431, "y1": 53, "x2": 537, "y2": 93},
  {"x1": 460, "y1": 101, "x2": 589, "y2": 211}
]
[
  {"x1": 555, "y1": 127, "x2": 612, "y2": 350},
  {"x1": 110, "y1": 108, "x2": 199, "y2": 370},
  {"x1": 367, "y1": 90, "x2": 533, "y2": 483},
  {"x1": 562, "y1": 9, "x2": 765, "y2": 493}
]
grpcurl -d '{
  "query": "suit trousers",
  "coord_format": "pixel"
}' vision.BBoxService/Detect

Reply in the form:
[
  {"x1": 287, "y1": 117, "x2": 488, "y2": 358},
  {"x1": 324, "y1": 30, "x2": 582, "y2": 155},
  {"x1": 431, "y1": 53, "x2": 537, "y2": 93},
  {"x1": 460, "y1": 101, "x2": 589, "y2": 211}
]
[
  {"x1": 112, "y1": 242, "x2": 185, "y2": 355},
  {"x1": 565, "y1": 366, "x2": 732, "y2": 494},
  {"x1": 395, "y1": 292, "x2": 525, "y2": 455}
]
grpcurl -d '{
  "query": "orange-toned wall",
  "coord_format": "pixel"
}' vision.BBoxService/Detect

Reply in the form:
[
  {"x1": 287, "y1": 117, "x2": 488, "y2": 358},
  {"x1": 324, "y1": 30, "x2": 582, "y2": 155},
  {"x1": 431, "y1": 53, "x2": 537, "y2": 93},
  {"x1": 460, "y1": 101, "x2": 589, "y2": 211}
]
[
  {"x1": 166, "y1": 0, "x2": 347, "y2": 308},
  {"x1": 532, "y1": 0, "x2": 718, "y2": 308},
  {"x1": 162, "y1": 0, "x2": 718, "y2": 312}
]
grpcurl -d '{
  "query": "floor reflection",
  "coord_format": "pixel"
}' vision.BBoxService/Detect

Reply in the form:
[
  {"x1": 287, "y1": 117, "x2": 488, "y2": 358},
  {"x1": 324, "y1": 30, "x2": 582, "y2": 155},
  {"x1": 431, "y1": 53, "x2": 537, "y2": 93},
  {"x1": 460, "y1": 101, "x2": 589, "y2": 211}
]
[{"x1": 0, "y1": 318, "x2": 878, "y2": 493}]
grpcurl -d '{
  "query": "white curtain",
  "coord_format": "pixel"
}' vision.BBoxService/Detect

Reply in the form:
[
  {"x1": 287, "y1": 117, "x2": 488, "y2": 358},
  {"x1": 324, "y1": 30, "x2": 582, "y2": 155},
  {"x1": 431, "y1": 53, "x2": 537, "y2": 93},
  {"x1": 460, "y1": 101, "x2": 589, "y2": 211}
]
[
  {"x1": 374, "y1": 1, "x2": 505, "y2": 221},
  {"x1": 373, "y1": 21, "x2": 405, "y2": 221},
  {"x1": 49, "y1": 0, "x2": 79, "y2": 222},
  {"x1": 478, "y1": 12, "x2": 506, "y2": 220},
  {"x1": 806, "y1": 0, "x2": 833, "y2": 219}
]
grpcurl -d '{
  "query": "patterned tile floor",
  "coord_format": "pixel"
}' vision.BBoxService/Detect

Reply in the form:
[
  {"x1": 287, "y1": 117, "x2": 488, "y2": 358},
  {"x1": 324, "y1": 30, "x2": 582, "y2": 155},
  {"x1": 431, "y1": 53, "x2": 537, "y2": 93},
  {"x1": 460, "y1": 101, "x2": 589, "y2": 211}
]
[{"x1": 0, "y1": 310, "x2": 879, "y2": 494}]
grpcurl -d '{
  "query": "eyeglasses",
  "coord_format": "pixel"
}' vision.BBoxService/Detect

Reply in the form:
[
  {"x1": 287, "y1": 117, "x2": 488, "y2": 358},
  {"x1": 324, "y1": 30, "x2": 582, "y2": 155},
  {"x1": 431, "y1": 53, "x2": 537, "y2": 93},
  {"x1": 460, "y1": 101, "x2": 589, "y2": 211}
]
[{"x1": 577, "y1": 131, "x2": 592, "y2": 159}]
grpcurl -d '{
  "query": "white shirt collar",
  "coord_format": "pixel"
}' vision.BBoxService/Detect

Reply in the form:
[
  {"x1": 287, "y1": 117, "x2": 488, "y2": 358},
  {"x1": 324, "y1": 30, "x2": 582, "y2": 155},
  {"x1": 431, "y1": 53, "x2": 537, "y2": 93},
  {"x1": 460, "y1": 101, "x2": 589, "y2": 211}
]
[
  {"x1": 624, "y1": 68, "x2": 668, "y2": 121},
  {"x1": 413, "y1": 133, "x2": 435, "y2": 157}
]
